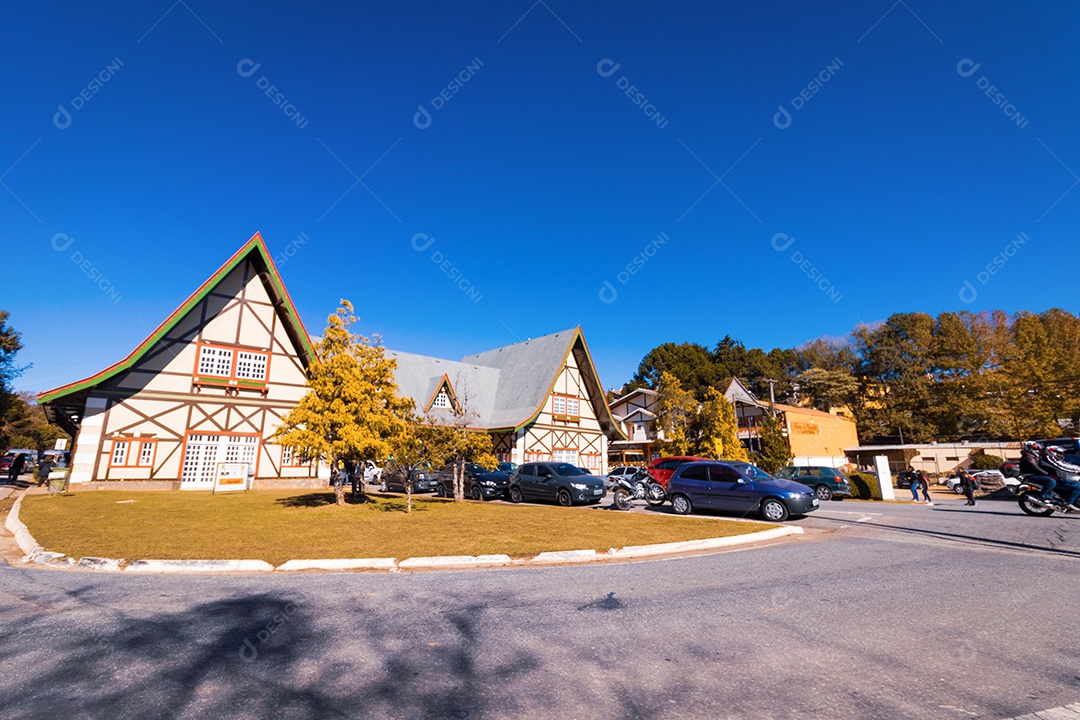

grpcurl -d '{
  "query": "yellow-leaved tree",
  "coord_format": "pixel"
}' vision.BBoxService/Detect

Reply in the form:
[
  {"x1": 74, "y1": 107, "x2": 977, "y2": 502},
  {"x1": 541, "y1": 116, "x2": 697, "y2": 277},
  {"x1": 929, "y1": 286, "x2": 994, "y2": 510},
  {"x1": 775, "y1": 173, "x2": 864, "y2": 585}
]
[
  {"x1": 274, "y1": 301, "x2": 414, "y2": 506},
  {"x1": 692, "y1": 387, "x2": 749, "y2": 461}
]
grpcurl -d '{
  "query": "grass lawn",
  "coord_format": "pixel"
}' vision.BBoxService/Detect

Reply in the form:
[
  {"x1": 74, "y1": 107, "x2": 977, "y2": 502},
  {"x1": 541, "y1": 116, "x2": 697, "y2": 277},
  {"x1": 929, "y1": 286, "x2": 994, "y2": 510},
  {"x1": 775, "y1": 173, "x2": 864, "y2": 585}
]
[{"x1": 19, "y1": 490, "x2": 774, "y2": 566}]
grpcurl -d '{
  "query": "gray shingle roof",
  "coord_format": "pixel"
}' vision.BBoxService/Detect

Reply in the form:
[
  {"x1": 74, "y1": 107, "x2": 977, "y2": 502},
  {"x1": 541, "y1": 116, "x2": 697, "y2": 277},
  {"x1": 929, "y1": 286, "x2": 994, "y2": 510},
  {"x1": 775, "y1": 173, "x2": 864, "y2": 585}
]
[{"x1": 387, "y1": 328, "x2": 581, "y2": 430}]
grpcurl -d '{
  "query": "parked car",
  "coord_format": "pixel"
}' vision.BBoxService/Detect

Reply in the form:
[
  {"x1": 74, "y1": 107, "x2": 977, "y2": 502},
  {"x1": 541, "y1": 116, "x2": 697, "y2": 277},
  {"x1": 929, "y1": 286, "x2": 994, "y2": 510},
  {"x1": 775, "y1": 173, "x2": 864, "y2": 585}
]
[
  {"x1": 1, "y1": 450, "x2": 37, "y2": 476},
  {"x1": 1000, "y1": 461, "x2": 1020, "y2": 479},
  {"x1": 666, "y1": 460, "x2": 820, "y2": 522},
  {"x1": 508, "y1": 462, "x2": 606, "y2": 506},
  {"x1": 772, "y1": 466, "x2": 852, "y2": 501},
  {"x1": 648, "y1": 456, "x2": 711, "y2": 490},
  {"x1": 379, "y1": 462, "x2": 439, "y2": 494},
  {"x1": 361, "y1": 460, "x2": 382, "y2": 484},
  {"x1": 895, "y1": 470, "x2": 919, "y2": 489},
  {"x1": 943, "y1": 469, "x2": 1018, "y2": 494},
  {"x1": 497, "y1": 461, "x2": 518, "y2": 474},
  {"x1": 605, "y1": 465, "x2": 649, "y2": 490},
  {"x1": 435, "y1": 463, "x2": 510, "y2": 501}
]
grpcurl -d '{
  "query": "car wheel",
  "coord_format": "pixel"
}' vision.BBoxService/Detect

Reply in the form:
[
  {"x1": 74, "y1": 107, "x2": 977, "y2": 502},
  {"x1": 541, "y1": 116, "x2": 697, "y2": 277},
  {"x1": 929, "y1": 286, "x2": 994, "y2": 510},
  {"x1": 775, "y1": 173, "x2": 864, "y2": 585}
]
[
  {"x1": 470, "y1": 486, "x2": 483, "y2": 501},
  {"x1": 436, "y1": 484, "x2": 446, "y2": 498},
  {"x1": 379, "y1": 480, "x2": 388, "y2": 492},
  {"x1": 671, "y1": 494, "x2": 692, "y2": 515},
  {"x1": 509, "y1": 486, "x2": 523, "y2": 503},
  {"x1": 761, "y1": 498, "x2": 790, "y2": 522},
  {"x1": 954, "y1": 485, "x2": 966, "y2": 495},
  {"x1": 557, "y1": 489, "x2": 573, "y2": 507},
  {"x1": 815, "y1": 485, "x2": 833, "y2": 502}
]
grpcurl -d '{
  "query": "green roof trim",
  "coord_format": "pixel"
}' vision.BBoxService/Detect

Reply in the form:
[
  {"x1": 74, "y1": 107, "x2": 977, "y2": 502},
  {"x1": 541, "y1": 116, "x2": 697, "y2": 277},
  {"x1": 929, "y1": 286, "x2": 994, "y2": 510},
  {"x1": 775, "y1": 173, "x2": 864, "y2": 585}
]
[{"x1": 38, "y1": 232, "x2": 316, "y2": 405}]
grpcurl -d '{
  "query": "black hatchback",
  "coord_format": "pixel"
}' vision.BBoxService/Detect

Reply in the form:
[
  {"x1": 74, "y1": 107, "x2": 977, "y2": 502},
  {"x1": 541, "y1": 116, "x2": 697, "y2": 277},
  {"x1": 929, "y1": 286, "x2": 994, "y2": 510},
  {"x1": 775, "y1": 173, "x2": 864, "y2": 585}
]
[
  {"x1": 435, "y1": 463, "x2": 510, "y2": 501},
  {"x1": 509, "y1": 462, "x2": 607, "y2": 506}
]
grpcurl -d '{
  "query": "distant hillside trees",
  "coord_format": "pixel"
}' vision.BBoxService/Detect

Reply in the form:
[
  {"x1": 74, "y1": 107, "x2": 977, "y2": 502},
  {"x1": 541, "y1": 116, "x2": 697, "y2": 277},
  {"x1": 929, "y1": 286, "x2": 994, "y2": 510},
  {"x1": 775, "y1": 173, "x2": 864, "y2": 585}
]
[{"x1": 623, "y1": 308, "x2": 1080, "y2": 443}]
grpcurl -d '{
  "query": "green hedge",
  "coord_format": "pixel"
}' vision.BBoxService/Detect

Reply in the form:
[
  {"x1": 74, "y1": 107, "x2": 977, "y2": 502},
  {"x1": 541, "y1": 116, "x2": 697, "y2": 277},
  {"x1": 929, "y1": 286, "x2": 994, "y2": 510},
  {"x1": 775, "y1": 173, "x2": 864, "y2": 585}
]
[
  {"x1": 848, "y1": 472, "x2": 882, "y2": 500},
  {"x1": 970, "y1": 454, "x2": 1005, "y2": 470}
]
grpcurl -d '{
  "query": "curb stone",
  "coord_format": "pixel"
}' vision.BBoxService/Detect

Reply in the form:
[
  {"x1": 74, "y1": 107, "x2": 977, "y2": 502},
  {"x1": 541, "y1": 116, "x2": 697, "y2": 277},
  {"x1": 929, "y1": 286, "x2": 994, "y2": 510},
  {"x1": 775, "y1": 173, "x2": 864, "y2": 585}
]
[
  {"x1": 609, "y1": 526, "x2": 803, "y2": 558},
  {"x1": 398, "y1": 554, "x2": 512, "y2": 569},
  {"x1": 278, "y1": 558, "x2": 396, "y2": 571},
  {"x1": 77, "y1": 557, "x2": 124, "y2": 572},
  {"x1": 125, "y1": 559, "x2": 275, "y2": 573},
  {"x1": 530, "y1": 549, "x2": 597, "y2": 564},
  {"x1": 5, "y1": 495, "x2": 42, "y2": 559}
]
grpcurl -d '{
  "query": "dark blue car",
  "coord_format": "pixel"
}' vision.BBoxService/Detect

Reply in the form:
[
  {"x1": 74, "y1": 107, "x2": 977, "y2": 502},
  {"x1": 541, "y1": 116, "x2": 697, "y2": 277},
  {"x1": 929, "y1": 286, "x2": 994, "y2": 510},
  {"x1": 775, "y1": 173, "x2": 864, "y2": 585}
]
[{"x1": 667, "y1": 461, "x2": 820, "y2": 522}]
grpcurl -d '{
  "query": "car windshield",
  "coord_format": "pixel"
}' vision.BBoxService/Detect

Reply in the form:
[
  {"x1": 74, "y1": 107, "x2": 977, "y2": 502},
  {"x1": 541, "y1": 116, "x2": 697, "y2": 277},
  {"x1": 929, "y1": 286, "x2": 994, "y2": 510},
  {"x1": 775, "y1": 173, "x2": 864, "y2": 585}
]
[
  {"x1": 732, "y1": 462, "x2": 774, "y2": 481},
  {"x1": 465, "y1": 463, "x2": 488, "y2": 474},
  {"x1": 552, "y1": 463, "x2": 588, "y2": 476}
]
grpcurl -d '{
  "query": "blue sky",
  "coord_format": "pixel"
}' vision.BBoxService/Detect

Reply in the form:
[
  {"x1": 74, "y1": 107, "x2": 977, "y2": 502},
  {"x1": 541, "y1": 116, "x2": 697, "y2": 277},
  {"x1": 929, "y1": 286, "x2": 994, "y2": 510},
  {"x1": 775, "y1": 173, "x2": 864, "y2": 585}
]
[{"x1": 3, "y1": 1, "x2": 1078, "y2": 396}]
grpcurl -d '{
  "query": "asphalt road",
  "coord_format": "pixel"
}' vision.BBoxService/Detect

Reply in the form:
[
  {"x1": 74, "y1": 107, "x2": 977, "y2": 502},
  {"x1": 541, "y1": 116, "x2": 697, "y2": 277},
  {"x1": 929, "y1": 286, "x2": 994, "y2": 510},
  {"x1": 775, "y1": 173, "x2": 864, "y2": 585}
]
[{"x1": 1, "y1": 492, "x2": 1078, "y2": 719}]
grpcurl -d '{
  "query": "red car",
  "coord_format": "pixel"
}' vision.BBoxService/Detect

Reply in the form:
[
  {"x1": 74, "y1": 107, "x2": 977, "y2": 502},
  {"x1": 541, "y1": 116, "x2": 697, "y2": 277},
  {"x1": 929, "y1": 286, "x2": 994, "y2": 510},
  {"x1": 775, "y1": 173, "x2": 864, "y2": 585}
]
[{"x1": 648, "y1": 456, "x2": 711, "y2": 490}]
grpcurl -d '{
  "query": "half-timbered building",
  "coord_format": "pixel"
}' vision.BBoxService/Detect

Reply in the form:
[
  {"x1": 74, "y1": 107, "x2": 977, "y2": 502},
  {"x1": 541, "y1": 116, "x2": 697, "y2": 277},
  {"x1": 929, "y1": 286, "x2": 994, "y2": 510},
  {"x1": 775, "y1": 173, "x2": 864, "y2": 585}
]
[
  {"x1": 387, "y1": 328, "x2": 625, "y2": 473},
  {"x1": 39, "y1": 233, "x2": 325, "y2": 489}
]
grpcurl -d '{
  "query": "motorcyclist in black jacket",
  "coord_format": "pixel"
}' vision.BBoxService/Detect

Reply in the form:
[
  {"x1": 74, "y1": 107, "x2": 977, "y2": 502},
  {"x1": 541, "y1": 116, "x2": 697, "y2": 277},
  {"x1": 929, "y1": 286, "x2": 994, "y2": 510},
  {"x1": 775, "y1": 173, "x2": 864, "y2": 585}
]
[
  {"x1": 1041, "y1": 445, "x2": 1080, "y2": 511},
  {"x1": 1020, "y1": 441, "x2": 1057, "y2": 502}
]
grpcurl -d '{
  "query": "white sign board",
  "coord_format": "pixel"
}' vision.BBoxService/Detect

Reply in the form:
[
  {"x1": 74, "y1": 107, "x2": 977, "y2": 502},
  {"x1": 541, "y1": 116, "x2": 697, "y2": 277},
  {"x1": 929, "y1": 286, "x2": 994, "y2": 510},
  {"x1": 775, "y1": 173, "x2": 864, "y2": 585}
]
[
  {"x1": 54, "y1": 438, "x2": 68, "y2": 450},
  {"x1": 213, "y1": 463, "x2": 251, "y2": 493},
  {"x1": 873, "y1": 455, "x2": 895, "y2": 500}
]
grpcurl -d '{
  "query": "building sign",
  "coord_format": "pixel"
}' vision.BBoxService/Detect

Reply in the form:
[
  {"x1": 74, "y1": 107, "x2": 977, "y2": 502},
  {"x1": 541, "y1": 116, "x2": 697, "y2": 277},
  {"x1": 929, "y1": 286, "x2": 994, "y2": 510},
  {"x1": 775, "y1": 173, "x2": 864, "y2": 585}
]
[{"x1": 791, "y1": 422, "x2": 820, "y2": 435}]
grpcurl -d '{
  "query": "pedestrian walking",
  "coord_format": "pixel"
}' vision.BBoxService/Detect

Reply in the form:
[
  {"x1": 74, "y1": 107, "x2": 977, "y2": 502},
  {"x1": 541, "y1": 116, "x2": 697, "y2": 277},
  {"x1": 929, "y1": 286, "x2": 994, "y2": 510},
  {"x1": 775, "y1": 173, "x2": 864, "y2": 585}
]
[
  {"x1": 907, "y1": 466, "x2": 921, "y2": 501},
  {"x1": 36, "y1": 457, "x2": 54, "y2": 487},
  {"x1": 6, "y1": 453, "x2": 25, "y2": 484},
  {"x1": 958, "y1": 468, "x2": 978, "y2": 506},
  {"x1": 918, "y1": 470, "x2": 933, "y2": 504}
]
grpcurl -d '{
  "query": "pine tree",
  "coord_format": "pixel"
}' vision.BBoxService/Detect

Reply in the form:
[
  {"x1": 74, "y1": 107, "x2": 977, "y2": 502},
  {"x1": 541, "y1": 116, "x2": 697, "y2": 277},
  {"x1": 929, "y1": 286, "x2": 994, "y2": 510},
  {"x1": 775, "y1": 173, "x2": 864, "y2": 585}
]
[{"x1": 273, "y1": 301, "x2": 413, "y2": 506}]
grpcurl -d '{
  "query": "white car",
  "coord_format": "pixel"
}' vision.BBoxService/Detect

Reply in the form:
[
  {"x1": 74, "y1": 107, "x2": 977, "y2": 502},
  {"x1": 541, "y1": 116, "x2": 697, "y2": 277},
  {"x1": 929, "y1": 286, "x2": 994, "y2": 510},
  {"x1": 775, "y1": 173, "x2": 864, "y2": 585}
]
[
  {"x1": 942, "y1": 469, "x2": 1018, "y2": 494},
  {"x1": 362, "y1": 460, "x2": 382, "y2": 484}
]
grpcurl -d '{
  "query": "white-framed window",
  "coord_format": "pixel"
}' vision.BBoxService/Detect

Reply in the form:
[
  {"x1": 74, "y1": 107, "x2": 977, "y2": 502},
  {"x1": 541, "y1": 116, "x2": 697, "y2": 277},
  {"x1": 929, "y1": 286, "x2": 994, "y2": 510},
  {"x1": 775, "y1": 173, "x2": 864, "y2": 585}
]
[
  {"x1": 235, "y1": 351, "x2": 268, "y2": 381},
  {"x1": 567, "y1": 397, "x2": 579, "y2": 416},
  {"x1": 111, "y1": 440, "x2": 128, "y2": 466},
  {"x1": 138, "y1": 441, "x2": 155, "y2": 467},
  {"x1": 198, "y1": 346, "x2": 233, "y2": 377},
  {"x1": 282, "y1": 445, "x2": 294, "y2": 466},
  {"x1": 582, "y1": 453, "x2": 601, "y2": 470},
  {"x1": 432, "y1": 390, "x2": 450, "y2": 409},
  {"x1": 553, "y1": 396, "x2": 566, "y2": 415},
  {"x1": 552, "y1": 448, "x2": 579, "y2": 464}
]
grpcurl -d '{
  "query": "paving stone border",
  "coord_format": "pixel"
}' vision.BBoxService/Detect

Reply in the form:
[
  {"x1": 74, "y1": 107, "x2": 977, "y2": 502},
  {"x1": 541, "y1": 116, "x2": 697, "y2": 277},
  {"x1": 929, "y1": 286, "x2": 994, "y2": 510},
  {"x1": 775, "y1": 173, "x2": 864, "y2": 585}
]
[{"x1": 4, "y1": 489, "x2": 804, "y2": 573}]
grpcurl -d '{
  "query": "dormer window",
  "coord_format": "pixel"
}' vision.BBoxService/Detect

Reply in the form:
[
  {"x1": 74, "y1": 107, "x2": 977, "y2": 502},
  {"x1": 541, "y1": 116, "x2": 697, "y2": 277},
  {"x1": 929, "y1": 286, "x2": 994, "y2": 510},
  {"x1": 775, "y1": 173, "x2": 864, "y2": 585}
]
[{"x1": 432, "y1": 390, "x2": 450, "y2": 409}]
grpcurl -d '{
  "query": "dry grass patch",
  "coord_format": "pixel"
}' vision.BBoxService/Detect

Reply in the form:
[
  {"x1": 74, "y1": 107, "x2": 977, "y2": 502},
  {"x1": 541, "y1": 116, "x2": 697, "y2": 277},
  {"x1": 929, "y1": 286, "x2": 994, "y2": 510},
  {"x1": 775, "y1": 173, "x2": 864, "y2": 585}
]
[{"x1": 20, "y1": 490, "x2": 773, "y2": 566}]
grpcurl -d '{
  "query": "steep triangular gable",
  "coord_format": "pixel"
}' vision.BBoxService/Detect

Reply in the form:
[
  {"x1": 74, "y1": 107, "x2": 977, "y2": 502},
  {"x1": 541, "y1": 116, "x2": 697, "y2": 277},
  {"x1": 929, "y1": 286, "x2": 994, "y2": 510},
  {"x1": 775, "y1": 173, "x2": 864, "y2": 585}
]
[
  {"x1": 39, "y1": 232, "x2": 316, "y2": 405},
  {"x1": 724, "y1": 377, "x2": 764, "y2": 407},
  {"x1": 423, "y1": 375, "x2": 460, "y2": 413}
]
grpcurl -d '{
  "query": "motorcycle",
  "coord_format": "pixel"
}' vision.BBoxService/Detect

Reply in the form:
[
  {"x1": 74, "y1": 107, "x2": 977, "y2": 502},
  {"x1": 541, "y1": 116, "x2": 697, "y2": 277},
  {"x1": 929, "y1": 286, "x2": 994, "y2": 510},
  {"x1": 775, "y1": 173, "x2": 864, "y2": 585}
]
[
  {"x1": 610, "y1": 468, "x2": 649, "y2": 511},
  {"x1": 1016, "y1": 476, "x2": 1080, "y2": 516}
]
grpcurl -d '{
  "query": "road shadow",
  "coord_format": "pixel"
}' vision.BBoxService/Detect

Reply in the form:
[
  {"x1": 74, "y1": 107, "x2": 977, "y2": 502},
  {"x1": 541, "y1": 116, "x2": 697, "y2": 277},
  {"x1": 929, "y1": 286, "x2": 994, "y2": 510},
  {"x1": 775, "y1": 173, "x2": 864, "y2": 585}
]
[{"x1": 0, "y1": 589, "x2": 541, "y2": 719}]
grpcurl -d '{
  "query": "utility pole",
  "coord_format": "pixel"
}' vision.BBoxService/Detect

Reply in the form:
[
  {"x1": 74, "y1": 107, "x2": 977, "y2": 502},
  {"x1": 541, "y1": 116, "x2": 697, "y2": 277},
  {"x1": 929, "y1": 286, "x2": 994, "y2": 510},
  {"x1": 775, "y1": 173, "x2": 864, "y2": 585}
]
[{"x1": 767, "y1": 379, "x2": 777, "y2": 416}]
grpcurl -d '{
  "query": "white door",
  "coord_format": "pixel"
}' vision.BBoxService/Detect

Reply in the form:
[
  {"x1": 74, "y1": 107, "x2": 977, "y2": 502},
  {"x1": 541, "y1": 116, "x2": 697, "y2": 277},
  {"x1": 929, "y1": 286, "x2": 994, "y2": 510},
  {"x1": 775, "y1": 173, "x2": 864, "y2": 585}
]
[{"x1": 180, "y1": 434, "x2": 259, "y2": 489}]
